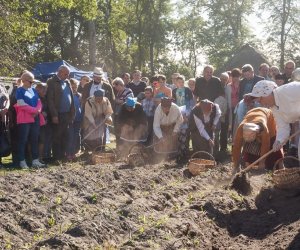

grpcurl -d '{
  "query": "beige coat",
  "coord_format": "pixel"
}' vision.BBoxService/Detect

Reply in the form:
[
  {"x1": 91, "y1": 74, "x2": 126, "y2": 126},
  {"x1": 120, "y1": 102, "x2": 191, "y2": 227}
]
[{"x1": 83, "y1": 96, "x2": 113, "y2": 142}]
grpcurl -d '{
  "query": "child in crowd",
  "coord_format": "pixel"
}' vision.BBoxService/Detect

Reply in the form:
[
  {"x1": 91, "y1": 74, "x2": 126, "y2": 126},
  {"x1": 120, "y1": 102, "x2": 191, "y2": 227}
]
[
  {"x1": 153, "y1": 74, "x2": 172, "y2": 106},
  {"x1": 67, "y1": 79, "x2": 82, "y2": 160},
  {"x1": 142, "y1": 86, "x2": 155, "y2": 145},
  {"x1": 172, "y1": 75, "x2": 194, "y2": 110},
  {"x1": 172, "y1": 75, "x2": 194, "y2": 162},
  {"x1": 35, "y1": 83, "x2": 48, "y2": 163}
]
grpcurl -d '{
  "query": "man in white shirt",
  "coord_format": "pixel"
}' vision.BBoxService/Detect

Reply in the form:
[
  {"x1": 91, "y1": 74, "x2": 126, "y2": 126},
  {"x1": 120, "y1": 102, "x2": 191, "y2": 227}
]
[
  {"x1": 245, "y1": 69, "x2": 300, "y2": 158},
  {"x1": 153, "y1": 97, "x2": 183, "y2": 154}
]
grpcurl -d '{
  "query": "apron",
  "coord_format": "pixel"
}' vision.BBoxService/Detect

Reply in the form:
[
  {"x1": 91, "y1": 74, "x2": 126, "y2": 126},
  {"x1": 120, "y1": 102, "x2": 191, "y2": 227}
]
[
  {"x1": 83, "y1": 115, "x2": 106, "y2": 149},
  {"x1": 242, "y1": 137, "x2": 283, "y2": 170},
  {"x1": 119, "y1": 123, "x2": 148, "y2": 156},
  {"x1": 243, "y1": 140, "x2": 261, "y2": 156},
  {"x1": 154, "y1": 123, "x2": 179, "y2": 154},
  {"x1": 120, "y1": 123, "x2": 148, "y2": 142}
]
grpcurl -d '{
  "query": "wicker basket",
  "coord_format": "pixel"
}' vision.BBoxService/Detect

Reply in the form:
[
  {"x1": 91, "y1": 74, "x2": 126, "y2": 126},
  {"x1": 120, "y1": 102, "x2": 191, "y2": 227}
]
[
  {"x1": 91, "y1": 145, "x2": 116, "y2": 165},
  {"x1": 127, "y1": 144, "x2": 146, "y2": 168},
  {"x1": 273, "y1": 156, "x2": 300, "y2": 190},
  {"x1": 187, "y1": 151, "x2": 216, "y2": 176}
]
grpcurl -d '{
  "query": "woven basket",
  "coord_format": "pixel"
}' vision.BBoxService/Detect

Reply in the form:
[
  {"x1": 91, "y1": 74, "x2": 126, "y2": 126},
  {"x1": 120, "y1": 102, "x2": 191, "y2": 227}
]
[
  {"x1": 187, "y1": 151, "x2": 216, "y2": 176},
  {"x1": 127, "y1": 144, "x2": 146, "y2": 167},
  {"x1": 273, "y1": 156, "x2": 300, "y2": 190},
  {"x1": 91, "y1": 145, "x2": 116, "y2": 165}
]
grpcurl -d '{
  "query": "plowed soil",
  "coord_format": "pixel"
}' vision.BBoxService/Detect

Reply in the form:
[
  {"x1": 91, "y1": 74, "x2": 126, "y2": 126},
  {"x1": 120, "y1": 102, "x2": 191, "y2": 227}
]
[{"x1": 1, "y1": 156, "x2": 300, "y2": 249}]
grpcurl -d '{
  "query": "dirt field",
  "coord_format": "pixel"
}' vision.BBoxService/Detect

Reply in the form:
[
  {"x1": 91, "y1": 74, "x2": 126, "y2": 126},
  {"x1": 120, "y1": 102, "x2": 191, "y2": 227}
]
[{"x1": 0, "y1": 154, "x2": 300, "y2": 249}]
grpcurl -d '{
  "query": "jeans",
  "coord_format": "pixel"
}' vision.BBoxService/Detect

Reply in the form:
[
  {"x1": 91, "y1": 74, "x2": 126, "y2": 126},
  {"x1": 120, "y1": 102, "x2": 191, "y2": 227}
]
[
  {"x1": 67, "y1": 121, "x2": 81, "y2": 155},
  {"x1": 17, "y1": 117, "x2": 40, "y2": 162}
]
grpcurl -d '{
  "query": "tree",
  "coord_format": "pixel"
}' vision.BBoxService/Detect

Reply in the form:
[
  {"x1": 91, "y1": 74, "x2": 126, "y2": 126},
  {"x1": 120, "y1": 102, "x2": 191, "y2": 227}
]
[
  {"x1": 258, "y1": 0, "x2": 300, "y2": 69},
  {"x1": 29, "y1": 0, "x2": 97, "y2": 66},
  {"x1": 0, "y1": 1, "x2": 47, "y2": 75},
  {"x1": 201, "y1": 0, "x2": 255, "y2": 69},
  {"x1": 172, "y1": 4, "x2": 206, "y2": 76}
]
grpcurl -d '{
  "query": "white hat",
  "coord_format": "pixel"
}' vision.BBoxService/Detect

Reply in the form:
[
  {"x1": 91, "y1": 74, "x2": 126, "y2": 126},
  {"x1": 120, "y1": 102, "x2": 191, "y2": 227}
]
[
  {"x1": 93, "y1": 67, "x2": 104, "y2": 77},
  {"x1": 247, "y1": 80, "x2": 277, "y2": 98},
  {"x1": 243, "y1": 123, "x2": 260, "y2": 132}
]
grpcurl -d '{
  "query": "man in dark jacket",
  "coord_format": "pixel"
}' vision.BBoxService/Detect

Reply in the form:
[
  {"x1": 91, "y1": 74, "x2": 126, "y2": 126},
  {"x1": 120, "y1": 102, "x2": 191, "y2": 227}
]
[
  {"x1": 127, "y1": 70, "x2": 147, "y2": 97},
  {"x1": 194, "y1": 65, "x2": 223, "y2": 102},
  {"x1": 282, "y1": 60, "x2": 296, "y2": 84},
  {"x1": 239, "y1": 64, "x2": 264, "y2": 101},
  {"x1": 81, "y1": 67, "x2": 115, "y2": 108},
  {"x1": 47, "y1": 65, "x2": 75, "y2": 161}
]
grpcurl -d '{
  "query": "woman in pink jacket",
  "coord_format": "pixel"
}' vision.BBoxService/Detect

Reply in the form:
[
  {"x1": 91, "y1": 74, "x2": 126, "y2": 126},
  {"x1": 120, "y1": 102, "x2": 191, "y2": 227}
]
[{"x1": 14, "y1": 71, "x2": 45, "y2": 169}]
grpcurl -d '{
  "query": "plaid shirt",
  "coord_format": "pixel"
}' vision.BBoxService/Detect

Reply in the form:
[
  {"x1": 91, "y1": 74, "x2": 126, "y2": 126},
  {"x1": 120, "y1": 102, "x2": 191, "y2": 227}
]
[{"x1": 142, "y1": 98, "x2": 155, "y2": 117}]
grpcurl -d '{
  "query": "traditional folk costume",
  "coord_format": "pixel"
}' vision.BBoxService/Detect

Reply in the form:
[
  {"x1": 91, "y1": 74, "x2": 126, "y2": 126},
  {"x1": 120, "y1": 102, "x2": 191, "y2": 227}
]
[
  {"x1": 189, "y1": 99, "x2": 221, "y2": 155},
  {"x1": 118, "y1": 97, "x2": 148, "y2": 146},
  {"x1": 232, "y1": 107, "x2": 283, "y2": 170},
  {"x1": 83, "y1": 89, "x2": 113, "y2": 149},
  {"x1": 153, "y1": 98, "x2": 183, "y2": 154}
]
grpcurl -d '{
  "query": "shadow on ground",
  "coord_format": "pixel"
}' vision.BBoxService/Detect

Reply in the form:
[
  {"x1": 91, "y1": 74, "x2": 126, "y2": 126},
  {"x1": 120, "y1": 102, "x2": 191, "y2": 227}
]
[{"x1": 204, "y1": 187, "x2": 300, "y2": 239}]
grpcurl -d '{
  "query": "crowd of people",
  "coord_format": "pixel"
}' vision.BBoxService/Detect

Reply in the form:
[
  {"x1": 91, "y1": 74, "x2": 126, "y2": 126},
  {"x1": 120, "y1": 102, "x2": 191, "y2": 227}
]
[{"x1": 0, "y1": 60, "x2": 299, "y2": 170}]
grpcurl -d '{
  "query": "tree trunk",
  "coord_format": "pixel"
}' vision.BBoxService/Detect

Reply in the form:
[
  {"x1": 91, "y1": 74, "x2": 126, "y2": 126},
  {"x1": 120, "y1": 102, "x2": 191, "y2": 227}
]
[
  {"x1": 136, "y1": 0, "x2": 143, "y2": 69},
  {"x1": 149, "y1": 0, "x2": 154, "y2": 75},
  {"x1": 280, "y1": 0, "x2": 286, "y2": 70},
  {"x1": 88, "y1": 20, "x2": 97, "y2": 67}
]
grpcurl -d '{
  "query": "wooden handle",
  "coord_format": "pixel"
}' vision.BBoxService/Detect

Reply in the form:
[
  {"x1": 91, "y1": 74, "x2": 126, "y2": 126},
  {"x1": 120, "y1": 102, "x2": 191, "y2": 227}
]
[
  {"x1": 241, "y1": 128, "x2": 300, "y2": 173},
  {"x1": 82, "y1": 118, "x2": 107, "y2": 141}
]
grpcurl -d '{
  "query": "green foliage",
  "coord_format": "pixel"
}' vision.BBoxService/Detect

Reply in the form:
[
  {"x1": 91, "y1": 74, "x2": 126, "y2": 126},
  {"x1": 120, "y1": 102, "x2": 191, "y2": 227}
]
[
  {"x1": 47, "y1": 214, "x2": 56, "y2": 227},
  {"x1": 201, "y1": 0, "x2": 255, "y2": 69},
  {"x1": 1, "y1": 0, "x2": 297, "y2": 78},
  {"x1": 0, "y1": 1, "x2": 47, "y2": 75},
  {"x1": 257, "y1": 0, "x2": 300, "y2": 68}
]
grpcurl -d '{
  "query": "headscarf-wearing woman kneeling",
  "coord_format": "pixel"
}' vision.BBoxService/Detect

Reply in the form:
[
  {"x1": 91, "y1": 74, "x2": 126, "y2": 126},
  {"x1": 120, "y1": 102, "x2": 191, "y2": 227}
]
[
  {"x1": 232, "y1": 107, "x2": 283, "y2": 172},
  {"x1": 83, "y1": 89, "x2": 113, "y2": 149},
  {"x1": 189, "y1": 99, "x2": 221, "y2": 156}
]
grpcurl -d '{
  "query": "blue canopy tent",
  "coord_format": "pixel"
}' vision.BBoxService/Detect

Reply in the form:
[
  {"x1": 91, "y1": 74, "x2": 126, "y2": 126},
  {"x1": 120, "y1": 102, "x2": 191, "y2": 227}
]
[{"x1": 32, "y1": 60, "x2": 93, "y2": 82}]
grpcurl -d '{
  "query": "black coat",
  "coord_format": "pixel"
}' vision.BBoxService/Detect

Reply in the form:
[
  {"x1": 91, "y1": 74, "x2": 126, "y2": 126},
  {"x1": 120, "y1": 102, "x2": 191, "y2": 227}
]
[
  {"x1": 81, "y1": 81, "x2": 115, "y2": 108},
  {"x1": 194, "y1": 76, "x2": 223, "y2": 102}
]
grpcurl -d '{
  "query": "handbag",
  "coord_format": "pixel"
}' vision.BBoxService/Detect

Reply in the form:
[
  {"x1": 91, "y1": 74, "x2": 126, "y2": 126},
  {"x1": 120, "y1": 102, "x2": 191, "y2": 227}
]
[{"x1": 0, "y1": 122, "x2": 11, "y2": 157}]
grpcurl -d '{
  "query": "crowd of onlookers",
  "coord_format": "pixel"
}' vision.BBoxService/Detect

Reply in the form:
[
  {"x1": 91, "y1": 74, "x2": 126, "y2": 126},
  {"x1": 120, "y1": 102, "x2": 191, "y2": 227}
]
[{"x1": 0, "y1": 60, "x2": 298, "y2": 169}]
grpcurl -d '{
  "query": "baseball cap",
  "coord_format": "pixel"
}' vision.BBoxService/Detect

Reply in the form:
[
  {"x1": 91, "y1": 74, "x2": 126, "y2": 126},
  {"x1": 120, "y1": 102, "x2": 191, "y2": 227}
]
[
  {"x1": 94, "y1": 89, "x2": 105, "y2": 97},
  {"x1": 126, "y1": 97, "x2": 137, "y2": 107},
  {"x1": 246, "y1": 80, "x2": 278, "y2": 98}
]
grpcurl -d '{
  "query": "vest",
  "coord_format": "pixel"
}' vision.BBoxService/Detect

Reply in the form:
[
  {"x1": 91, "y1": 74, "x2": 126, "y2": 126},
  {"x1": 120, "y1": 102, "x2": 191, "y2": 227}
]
[{"x1": 189, "y1": 104, "x2": 216, "y2": 137}]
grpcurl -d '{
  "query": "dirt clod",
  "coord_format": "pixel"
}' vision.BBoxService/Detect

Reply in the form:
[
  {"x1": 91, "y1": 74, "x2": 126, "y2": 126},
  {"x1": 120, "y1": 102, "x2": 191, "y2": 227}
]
[{"x1": 230, "y1": 171, "x2": 252, "y2": 195}]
